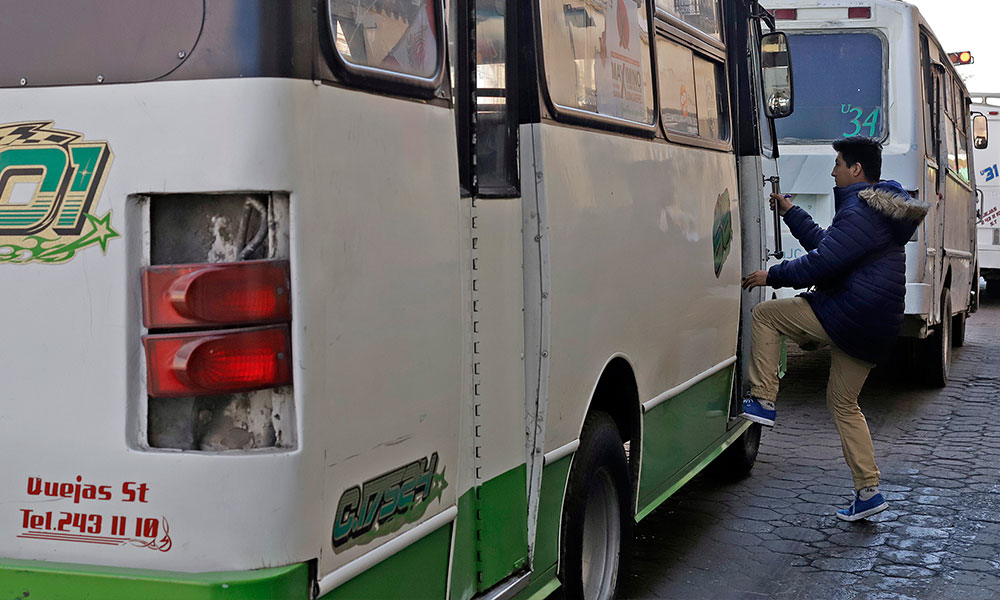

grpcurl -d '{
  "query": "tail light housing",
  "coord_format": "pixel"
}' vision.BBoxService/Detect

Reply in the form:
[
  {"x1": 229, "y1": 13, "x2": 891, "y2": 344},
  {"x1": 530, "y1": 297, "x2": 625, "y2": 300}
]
[
  {"x1": 144, "y1": 326, "x2": 292, "y2": 397},
  {"x1": 848, "y1": 7, "x2": 871, "y2": 19},
  {"x1": 142, "y1": 259, "x2": 293, "y2": 398},
  {"x1": 772, "y1": 9, "x2": 797, "y2": 20},
  {"x1": 140, "y1": 192, "x2": 293, "y2": 451},
  {"x1": 142, "y1": 260, "x2": 290, "y2": 329}
]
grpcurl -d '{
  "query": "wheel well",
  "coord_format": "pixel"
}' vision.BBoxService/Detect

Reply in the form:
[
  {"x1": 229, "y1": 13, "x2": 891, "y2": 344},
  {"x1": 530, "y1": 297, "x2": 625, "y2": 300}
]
[{"x1": 587, "y1": 357, "x2": 642, "y2": 498}]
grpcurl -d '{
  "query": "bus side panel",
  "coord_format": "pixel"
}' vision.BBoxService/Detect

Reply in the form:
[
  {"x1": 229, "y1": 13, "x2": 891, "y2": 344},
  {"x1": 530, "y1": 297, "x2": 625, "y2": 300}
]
[
  {"x1": 534, "y1": 124, "x2": 742, "y2": 495},
  {"x1": 307, "y1": 85, "x2": 464, "y2": 585},
  {"x1": 942, "y1": 174, "x2": 974, "y2": 311}
]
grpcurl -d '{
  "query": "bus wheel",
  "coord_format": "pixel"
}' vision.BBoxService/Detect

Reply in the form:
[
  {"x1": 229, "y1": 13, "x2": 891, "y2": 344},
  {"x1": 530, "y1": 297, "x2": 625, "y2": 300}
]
[
  {"x1": 952, "y1": 311, "x2": 967, "y2": 348},
  {"x1": 561, "y1": 412, "x2": 632, "y2": 600},
  {"x1": 707, "y1": 423, "x2": 761, "y2": 481},
  {"x1": 921, "y1": 293, "x2": 951, "y2": 387}
]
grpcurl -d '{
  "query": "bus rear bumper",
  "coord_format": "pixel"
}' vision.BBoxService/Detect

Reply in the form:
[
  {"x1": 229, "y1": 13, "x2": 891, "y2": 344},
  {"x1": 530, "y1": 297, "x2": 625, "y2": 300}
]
[
  {"x1": 980, "y1": 247, "x2": 1000, "y2": 274},
  {"x1": 0, "y1": 558, "x2": 310, "y2": 600},
  {"x1": 904, "y1": 282, "x2": 931, "y2": 318}
]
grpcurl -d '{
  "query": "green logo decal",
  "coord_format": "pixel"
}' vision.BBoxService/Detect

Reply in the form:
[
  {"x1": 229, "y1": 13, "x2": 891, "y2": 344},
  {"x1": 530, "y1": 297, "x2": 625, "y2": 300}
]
[
  {"x1": 332, "y1": 453, "x2": 448, "y2": 554},
  {"x1": 712, "y1": 188, "x2": 733, "y2": 278},
  {"x1": 0, "y1": 121, "x2": 117, "y2": 264}
]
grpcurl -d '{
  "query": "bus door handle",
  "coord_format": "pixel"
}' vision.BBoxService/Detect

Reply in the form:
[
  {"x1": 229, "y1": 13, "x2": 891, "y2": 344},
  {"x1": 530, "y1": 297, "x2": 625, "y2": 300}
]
[
  {"x1": 766, "y1": 176, "x2": 784, "y2": 259},
  {"x1": 977, "y1": 188, "x2": 984, "y2": 221}
]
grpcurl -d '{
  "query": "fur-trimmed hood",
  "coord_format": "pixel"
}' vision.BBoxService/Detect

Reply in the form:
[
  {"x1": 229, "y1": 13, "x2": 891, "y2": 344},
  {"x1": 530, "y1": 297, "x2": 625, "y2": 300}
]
[
  {"x1": 849, "y1": 179, "x2": 928, "y2": 245},
  {"x1": 859, "y1": 180, "x2": 929, "y2": 223}
]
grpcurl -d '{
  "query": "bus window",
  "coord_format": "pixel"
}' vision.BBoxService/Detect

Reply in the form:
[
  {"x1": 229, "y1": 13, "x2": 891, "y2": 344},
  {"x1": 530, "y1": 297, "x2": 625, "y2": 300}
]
[
  {"x1": 329, "y1": 0, "x2": 439, "y2": 79},
  {"x1": 693, "y1": 54, "x2": 727, "y2": 140},
  {"x1": 539, "y1": 0, "x2": 656, "y2": 126},
  {"x1": 657, "y1": 38, "x2": 698, "y2": 135},
  {"x1": 957, "y1": 101, "x2": 970, "y2": 182},
  {"x1": 657, "y1": 36, "x2": 729, "y2": 143},
  {"x1": 656, "y1": 0, "x2": 722, "y2": 41},
  {"x1": 946, "y1": 117, "x2": 958, "y2": 173},
  {"x1": 775, "y1": 32, "x2": 885, "y2": 143},
  {"x1": 920, "y1": 35, "x2": 935, "y2": 159},
  {"x1": 476, "y1": 0, "x2": 519, "y2": 195}
]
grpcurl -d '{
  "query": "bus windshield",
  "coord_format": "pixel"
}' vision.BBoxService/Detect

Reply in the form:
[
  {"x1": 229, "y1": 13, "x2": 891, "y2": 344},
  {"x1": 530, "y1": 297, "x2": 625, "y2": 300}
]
[{"x1": 775, "y1": 32, "x2": 885, "y2": 143}]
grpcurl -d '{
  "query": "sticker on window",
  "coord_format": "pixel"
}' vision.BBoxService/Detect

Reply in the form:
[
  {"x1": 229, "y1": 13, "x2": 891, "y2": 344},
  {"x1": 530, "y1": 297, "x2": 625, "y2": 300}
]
[{"x1": 596, "y1": 0, "x2": 648, "y2": 121}]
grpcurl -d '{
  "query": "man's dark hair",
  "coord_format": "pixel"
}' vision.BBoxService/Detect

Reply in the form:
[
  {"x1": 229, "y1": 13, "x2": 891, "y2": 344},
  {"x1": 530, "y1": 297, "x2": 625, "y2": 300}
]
[{"x1": 832, "y1": 137, "x2": 882, "y2": 182}]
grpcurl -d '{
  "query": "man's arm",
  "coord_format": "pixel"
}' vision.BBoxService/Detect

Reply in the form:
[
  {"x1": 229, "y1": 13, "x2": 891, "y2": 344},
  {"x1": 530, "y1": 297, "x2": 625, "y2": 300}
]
[
  {"x1": 766, "y1": 206, "x2": 874, "y2": 289},
  {"x1": 783, "y1": 205, "x2": 827, "y2": 252},
  {"x1": 769, "y1": 194, "x2": 826, "y2": 252}
]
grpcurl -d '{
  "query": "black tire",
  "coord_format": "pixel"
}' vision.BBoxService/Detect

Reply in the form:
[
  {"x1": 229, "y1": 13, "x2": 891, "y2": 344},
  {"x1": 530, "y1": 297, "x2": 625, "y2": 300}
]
[
  {"x1": 952, "y1": 311, "x2": 967, "y2": 348},
  {"x1": 707, "y1": 423, "x2": 761, "y2": 481},
  {"x1": 921, "y1": 293, "x2": 952, "y2": 387},
  {"x1": 561, "y1": 412, "x2": 632, "y2": 600}
]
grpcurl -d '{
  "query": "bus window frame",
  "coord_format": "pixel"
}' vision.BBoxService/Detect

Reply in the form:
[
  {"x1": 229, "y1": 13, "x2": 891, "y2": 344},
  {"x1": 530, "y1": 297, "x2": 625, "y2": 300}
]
[
  {"x1": 323, "y1": 0, "x2": 448, "y2": 100},
  {"x1": 920, "y1": 33, "x2": 938, "y2": 166},
  {"x1": 774, "y1": 28, "x2": 890, "y2": 145},
  {"x1": 533, "y1": 0, "x2": 659, "y2": 137},
  {"x1": 950, "y1": 90, "x2": 973, "y2": 185},
  {"x1": 654, "y1": 20, "x2": 732, "y2": 152}
]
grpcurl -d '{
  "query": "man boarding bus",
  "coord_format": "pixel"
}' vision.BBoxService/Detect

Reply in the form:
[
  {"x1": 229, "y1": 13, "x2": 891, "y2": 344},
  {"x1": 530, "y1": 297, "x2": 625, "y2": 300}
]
[{"x1": 0, "y1": 1, "x2": 794, "y2": 598}]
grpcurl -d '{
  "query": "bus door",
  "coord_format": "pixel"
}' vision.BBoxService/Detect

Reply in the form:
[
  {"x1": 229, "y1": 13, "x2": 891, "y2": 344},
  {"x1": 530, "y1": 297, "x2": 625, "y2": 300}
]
[
  {"x1": 924, "y1": 56, "x2": 949, "y2": 322},
  {"x1": 450, "y1": 0, "x2": 532, "y2": 596},
  {"x1": 936, "y1": 68, "x2": 975, "y2": 313},
  {"x1": 733, "y1": 5, "x2": 790, "y2": 405}
]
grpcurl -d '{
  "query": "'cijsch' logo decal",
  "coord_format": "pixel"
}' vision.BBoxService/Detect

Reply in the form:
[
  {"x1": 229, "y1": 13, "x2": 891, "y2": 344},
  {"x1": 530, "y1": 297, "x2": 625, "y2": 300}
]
[{"x1": 0, "y1": 121, "x2": 117, "y2": 264}]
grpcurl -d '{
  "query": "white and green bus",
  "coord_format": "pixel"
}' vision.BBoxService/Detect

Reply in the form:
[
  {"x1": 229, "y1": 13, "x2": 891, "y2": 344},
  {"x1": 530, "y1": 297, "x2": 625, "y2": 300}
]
[{"x1": 0, "y1": 1, "x2": 793, "y2": 598}]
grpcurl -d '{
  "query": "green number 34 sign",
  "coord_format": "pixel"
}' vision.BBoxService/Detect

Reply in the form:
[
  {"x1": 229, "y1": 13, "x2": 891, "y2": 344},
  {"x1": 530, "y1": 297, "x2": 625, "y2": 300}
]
[{"x1": 841, "y1": 104, "x2": 880, "y2": 137}]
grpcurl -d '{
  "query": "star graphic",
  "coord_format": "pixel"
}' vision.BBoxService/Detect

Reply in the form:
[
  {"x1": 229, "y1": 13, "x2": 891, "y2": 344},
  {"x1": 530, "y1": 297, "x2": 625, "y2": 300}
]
[{"x1": 86, "y1": 210, "x2": 119, "y2": 253}]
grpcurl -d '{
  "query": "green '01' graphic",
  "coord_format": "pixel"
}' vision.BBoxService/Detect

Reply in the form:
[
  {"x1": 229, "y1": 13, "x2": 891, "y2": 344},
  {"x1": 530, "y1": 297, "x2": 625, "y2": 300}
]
[{"x1": 0, "y1": 121, "x2": 117, "y2": 264}]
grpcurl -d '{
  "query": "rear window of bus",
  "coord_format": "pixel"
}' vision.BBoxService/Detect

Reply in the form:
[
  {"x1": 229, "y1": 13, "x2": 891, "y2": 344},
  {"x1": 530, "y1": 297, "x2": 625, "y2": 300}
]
[{"x1": 774, "y1": 32, "x2": 886, "y2": 143}]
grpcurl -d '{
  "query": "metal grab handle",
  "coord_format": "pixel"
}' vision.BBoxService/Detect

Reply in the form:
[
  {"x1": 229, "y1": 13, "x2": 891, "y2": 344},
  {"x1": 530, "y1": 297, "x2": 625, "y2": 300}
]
[{"x1": 766, "y1": 176, "x2": 784, "y2": 259}]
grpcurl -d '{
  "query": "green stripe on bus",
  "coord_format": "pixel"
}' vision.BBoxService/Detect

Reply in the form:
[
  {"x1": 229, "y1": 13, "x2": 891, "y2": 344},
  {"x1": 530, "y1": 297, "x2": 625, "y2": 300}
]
[
  {"x1": 477, "y1": 463, "x2": 529, "y2": 589},
  {"x1": 636, "y1": 367, "x2": 739, "y2": 520},
  {"x1": 0, "y1": 559, "x2": 309, "y2": 599},
  {"x1": 450, "y1": 489, "x2": 477, "y2": 600},
  {"x1": 320, "y1": 520, "x2": 451, "y2": 599},
  {"x1": 533, "y1": 455, "x2": 572, "y2": 576}
]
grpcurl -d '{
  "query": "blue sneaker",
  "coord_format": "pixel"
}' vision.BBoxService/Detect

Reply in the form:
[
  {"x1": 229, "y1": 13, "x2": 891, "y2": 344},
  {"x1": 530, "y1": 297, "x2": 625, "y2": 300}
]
[
  {"x1": 740, "y1": 397, "x2": 776, "y2": 427},
  {"x1": 836, "y1": 492, "x2": 888, "y2": 521}
]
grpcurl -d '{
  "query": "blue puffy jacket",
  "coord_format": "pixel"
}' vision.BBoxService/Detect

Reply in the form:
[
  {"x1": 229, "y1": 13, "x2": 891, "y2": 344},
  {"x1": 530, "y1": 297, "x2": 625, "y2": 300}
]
[{"x1": 767, "y1": 180, "x2": 928, "y2": 364}]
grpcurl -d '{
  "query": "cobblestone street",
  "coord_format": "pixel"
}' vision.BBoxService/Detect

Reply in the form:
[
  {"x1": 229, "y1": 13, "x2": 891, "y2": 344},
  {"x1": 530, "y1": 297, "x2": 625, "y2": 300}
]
[{"x1": 622, "y1": 297, "x2": 1000, "y2": 600}]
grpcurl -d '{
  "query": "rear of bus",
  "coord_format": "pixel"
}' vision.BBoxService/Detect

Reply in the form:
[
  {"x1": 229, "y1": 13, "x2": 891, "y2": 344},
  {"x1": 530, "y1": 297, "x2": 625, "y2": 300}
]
[
  {"x1": 1, "y1": 1, "x2": 464, "y2": 598},
  {"x1": 761, "y1": 1, "x2": 927, "y2": 302},
  {"x1": 972, "y1": 96, "x2": 1000, "y2": 286}
]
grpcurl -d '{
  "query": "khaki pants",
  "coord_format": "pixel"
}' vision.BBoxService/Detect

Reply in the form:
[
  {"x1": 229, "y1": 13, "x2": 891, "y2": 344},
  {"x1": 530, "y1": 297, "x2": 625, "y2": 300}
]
[{"x1": 749, "y1": 297, "x2": 880, "y2": 490}]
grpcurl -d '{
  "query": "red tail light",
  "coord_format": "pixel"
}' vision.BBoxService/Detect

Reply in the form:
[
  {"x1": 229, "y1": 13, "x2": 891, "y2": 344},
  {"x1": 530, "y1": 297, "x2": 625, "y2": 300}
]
[
  {"x1": 144, "y1": 326, "x2": 292, "y2": 397},
  {"x1": 772, "y1": 9, "x2": 797, "y2": 19},
  {"x1": 142, "y1": 260, "x2": 290, "y2": 329},
  {"x1": 848, "y1": 7, "x2": 871, "y2": 18}
]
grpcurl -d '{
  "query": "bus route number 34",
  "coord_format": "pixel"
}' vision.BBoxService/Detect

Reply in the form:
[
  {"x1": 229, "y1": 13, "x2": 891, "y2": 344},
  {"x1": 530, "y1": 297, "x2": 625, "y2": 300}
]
[{"x1": 842, "y1": 104, "x2": 880, "y2": 137}]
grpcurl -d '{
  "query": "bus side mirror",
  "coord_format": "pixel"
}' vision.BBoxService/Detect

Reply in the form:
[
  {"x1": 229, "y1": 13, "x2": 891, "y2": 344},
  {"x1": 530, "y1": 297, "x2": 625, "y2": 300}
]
[
  {"x1": 761, "y1": 32, "x2": 794, "y2": 119},
  {"x1": 973, "y1": 113, "x2": 989, "y2": 149}
]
